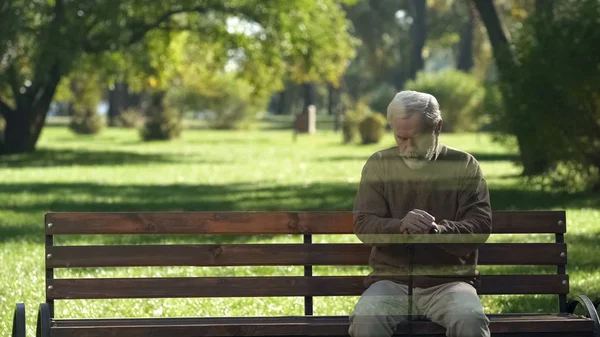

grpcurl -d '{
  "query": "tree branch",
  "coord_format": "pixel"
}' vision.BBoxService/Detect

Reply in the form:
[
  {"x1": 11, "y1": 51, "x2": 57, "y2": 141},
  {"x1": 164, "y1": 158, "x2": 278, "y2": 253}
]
[
  {"x1": 126, "y1": 5, "x2": 212, "y2": 46},
  {"x1": 84, "y1": 3, "x2": 264, "y2": 53},
  {"x1": 32, "y1": 61, "x2": 62, "y2": 110},
  {"x1": 81, "y1": 5, "x2": 214, "y2": 53},
  {"x1": 29, "y1": 0, "x2": 67, "y2": 105},
  {"x1": 472, "y1": 0, "x2": 515, "y2": 74}
]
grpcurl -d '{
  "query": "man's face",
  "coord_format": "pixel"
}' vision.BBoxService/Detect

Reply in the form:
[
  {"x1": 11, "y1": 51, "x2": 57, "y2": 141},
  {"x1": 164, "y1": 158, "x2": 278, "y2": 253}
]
[{"x1": 390, "y1": 114, "x2": 438, "y2": 162}]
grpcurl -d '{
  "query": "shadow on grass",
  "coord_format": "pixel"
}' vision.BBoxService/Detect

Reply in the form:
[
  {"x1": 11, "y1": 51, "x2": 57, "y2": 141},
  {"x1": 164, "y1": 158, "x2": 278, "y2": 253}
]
[
  {"x1": 0, "y1": 181, "x2": 358, "y2": 244},
  {"x1": 489, "y1": 188, "x2": 600, "y2": 210},
  {"x1": 1, "y1": 181, "x2": 599, "y2": 242},
  {"x1": 0, "y1": 148, "x2": 230, "y2": 168}
]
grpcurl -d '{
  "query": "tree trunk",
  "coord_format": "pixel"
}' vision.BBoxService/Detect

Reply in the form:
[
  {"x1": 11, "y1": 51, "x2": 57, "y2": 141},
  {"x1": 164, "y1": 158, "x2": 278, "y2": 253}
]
[
  {"x1": 0, "y1": 0, "x2": 71, "y2": 155},
  {"x1": 408, "y1": 0, "x2": 427, "y2": 80},
  {"x1": 276, "y1": 90, "x2": 287, "y2": 115},
  {"x1": 327, "y1": 83, "x2": 335, "y2": 116},
  {"x1": 457, "y1": 4, "x2": 474, "y2": 72},
  {"x1": 294, "y1": 82, "x2": 317, "y2": 134},
  {"x1": 1, "y1": 104, "x2": 48, "y2": 154},
  {"x1": 302, "y1": 82, "x2": 316, "y2": 113},
  {"x1": 108, "y1": 84, "x2": 121, "y2": 125},
  {"x1": 473, "y1": 0, "x2": 551, "y2": 175},
  {"x1": 1, "y1": 56, "x2": 63, "y2": 155},
  {"x1": 108, "y1": 82, "x2": 139, "y2": 125},
  {"x1": 334, "y1": 79, "x2": 347, "y2": 132}
]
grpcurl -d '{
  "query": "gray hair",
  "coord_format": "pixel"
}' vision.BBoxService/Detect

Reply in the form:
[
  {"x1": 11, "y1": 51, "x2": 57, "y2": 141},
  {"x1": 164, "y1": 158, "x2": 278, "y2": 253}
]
[{"x1": 386, "y1": 90, "x2": 442, "y2": 128}]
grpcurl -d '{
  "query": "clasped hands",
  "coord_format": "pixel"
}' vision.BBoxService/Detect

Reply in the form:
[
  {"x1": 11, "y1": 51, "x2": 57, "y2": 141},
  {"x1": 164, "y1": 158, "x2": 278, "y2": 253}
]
[{"x1": 400, "y1": 209, "x2": 440, "y2": 235}]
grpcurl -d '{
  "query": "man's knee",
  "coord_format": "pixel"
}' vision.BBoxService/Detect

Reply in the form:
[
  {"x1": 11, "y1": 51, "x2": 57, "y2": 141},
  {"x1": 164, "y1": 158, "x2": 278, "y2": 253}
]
[
  {"x1": 348, "y1": 311, "x2": 399, "y2": 337},
  {"x1": 445, "y1": 306, "x2": 490, "y2": 337},
  {"x1": 428, "y1": 282, "x2": 490, "y2": 337},
  {"x1": 348, "y1": 281, "x2": 408, "y2": 337}
]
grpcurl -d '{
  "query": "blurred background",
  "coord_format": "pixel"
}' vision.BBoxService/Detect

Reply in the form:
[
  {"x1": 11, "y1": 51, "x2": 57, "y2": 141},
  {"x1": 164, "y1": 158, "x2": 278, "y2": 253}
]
[{"x1": 1, "y1": 0, "x2": 599, "y2": 335}]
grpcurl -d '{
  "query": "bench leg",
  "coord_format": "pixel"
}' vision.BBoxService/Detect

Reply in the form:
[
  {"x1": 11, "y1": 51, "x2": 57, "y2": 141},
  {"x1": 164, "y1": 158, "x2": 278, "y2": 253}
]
[
  {"x1": 36, "y1": 303, "x2": 51, "y2": 337},
  {"x1": 12, "y1": 303, "x2": 25, "y2": 337},
  {"x1": 568, "y1": 295, "x2": 600, "y2": 337}
]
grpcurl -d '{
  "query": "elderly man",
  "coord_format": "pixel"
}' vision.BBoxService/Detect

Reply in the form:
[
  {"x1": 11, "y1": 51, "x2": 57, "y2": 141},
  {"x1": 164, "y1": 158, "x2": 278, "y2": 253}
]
[{"x1": 349, "y1": 90, "x2": 492, "y2": 337}]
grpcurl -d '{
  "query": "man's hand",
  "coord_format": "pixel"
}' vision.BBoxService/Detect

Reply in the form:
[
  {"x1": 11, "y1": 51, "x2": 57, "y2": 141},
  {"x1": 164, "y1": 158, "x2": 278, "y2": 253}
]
[{"x1": 400, "y1": 209, "x2": 438, "y2": 234}]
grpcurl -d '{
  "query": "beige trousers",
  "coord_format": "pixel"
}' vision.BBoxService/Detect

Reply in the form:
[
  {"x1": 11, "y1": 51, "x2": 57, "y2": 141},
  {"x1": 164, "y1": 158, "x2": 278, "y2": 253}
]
[{"x1": 348, "y1": 280, "x2": 490, "y2": 337}]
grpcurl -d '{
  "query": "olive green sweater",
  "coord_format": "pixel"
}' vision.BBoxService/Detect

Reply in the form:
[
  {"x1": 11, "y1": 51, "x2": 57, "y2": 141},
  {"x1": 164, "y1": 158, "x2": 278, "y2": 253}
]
[{"x1": 353, "y1": 144, "x2": 492, "y2": 289}]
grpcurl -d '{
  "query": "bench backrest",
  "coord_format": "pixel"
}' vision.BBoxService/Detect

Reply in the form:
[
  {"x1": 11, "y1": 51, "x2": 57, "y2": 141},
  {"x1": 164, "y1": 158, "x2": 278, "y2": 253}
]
[{"x1": 44, "y1": 211, "x2": 568, "y2": 318}]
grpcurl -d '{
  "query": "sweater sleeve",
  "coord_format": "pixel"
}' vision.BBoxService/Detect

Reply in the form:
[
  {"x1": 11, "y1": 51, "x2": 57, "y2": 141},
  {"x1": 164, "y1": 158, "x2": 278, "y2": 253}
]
[
  {"x1": 435, "y1": 156, "x2": 492, "y2": 257},
  {"x1": 353, "y1": 153, "x2": 404, "y2": 246}
]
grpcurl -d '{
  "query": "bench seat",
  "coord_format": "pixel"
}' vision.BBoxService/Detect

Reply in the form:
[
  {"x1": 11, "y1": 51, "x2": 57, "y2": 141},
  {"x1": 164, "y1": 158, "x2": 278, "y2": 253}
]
[{"x1": 51, "y1": 314, "x2": 595, "y2": 336}]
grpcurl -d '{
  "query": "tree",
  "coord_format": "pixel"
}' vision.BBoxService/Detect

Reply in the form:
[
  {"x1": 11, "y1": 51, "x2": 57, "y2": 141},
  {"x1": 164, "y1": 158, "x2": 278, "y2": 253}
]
[
  {"x1": 473, "y1": 0, "x2": 552, "y2": 176},
  {"x1": 474, "y1": 0, "x2": 600, "y2": 189},
  {"x1": 0, "y1": 0, "x2": 356, "y2": 155},
  {"x1": 407, "y1": 0, "x2": 427, "y2": 81},
  {"x1": 456, "y1": 2, "x2": 474, "y2": 71}
]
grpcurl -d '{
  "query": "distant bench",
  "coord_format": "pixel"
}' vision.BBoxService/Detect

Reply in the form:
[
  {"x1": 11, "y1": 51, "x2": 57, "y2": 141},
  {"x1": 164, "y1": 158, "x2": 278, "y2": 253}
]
[{"x1": 11, "y1": 211, "x2": 600, "y2": 336}]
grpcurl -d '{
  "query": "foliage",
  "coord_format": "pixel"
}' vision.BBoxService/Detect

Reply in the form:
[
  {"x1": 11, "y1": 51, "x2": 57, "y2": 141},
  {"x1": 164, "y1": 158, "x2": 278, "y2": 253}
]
[
  {"x1": 358, "y1": 112, "x2": 387, "y2": 144},
  {"x1": 164, "y1": 37, "x2": 273, "y2": 130},
  {"x1": 63, "y1": 70, "x2": 105, "y2": 135},
  {"x1": 115, "y1": 107, "x2": 145, "y2": 128},
  {"x1": 140, "y1": 92, "x2": 182, "y2": 141},
  {"x1": 361, "y1": 83, "x2": 398, "y2": 118},
  {"x1": 405, "y1": 68, "x2": 485, "y2": 132},
  {"x1": 69, "y1": 109, "x2": 105, "y2": 135},
  {"x1": 0, "y1": 0, "x2": 357, "y2": 154},
  {"x1": 341, "y1": 101, "x2": 370, "y2": 143},
  {"x1": 499, "y1": 0, "x2": 600, "y2": 190},
  {"x1": 205, "y1": 81, "x2": 269, "y2": 130}
]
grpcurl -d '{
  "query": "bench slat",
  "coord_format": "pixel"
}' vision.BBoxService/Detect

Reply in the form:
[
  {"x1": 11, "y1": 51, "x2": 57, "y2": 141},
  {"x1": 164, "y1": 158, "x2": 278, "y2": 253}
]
[
  {"x1": 45, "y1": 211, "x2": 566, "y2": 235},
  {"x1": 50, "y1": 314, "x2": 594, "y2": 337},
  {"x1": 46, "y1": 243, "x2": 567, "y2": 268},
  {"x1": 46, "y1": 275, "x2": 569, "y2": 299}
]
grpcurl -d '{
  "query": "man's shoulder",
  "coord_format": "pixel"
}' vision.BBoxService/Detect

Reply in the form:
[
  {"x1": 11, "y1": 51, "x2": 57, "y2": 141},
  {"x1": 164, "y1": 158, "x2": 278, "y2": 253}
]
[{"x1": 439, "y1": 145, "x2": 479, "y2": 167}]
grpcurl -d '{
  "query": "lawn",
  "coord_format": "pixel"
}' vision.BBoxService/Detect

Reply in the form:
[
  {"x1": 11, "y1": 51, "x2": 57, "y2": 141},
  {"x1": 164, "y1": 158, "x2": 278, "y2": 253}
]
[{"x1": 1, "y1": 123, "x2": 599, "y2": 336}]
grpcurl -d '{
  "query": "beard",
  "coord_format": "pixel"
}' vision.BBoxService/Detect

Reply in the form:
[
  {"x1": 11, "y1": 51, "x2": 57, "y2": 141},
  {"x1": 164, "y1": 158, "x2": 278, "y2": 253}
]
[{"x1": 399, "y1": 135, "x2": 438, "y2": 170}]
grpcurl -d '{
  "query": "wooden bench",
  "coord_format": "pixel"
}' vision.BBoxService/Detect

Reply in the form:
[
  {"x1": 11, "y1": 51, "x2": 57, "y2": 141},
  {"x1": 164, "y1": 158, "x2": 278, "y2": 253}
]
[{"x1": 12, "y1": 210, "x2": 600, "y2": 336}]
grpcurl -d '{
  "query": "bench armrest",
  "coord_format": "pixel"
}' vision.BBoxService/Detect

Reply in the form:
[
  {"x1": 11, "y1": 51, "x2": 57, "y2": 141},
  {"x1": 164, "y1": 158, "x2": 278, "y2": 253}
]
[
  {"x1": 12, "y1": 303, "x2": 25, "y2": 337},
  {"x1": 568, "y1": 295, "x2": 600, "y2": 337},
  {"x1": 36, "y1": 303, "x2": 51, "y2": 337}
]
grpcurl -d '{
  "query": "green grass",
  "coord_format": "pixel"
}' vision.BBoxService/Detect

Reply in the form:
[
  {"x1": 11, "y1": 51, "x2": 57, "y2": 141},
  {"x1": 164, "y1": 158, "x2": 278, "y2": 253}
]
[{"x1": 1, "y1": 123, "x2": 599, "y2": 336}]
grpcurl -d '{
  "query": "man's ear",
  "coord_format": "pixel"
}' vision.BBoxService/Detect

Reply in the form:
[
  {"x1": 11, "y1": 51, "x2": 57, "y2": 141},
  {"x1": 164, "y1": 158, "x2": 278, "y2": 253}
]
[{"x1": 434, "y1": 120, "x2": 443, "y2": 135}]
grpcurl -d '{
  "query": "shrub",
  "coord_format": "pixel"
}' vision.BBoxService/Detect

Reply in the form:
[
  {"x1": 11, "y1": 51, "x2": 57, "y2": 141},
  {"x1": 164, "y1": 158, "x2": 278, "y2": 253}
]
[
  {"x1": 342, "y1": 101, "x2": 370, "y2": 144},
  {"x1": 359, "y1": 113, "x2": 387, "y2": 144},
  {"x1": 69, "y1": 109, "x2": 105, "y2": 135},
  {"x1": 404, "y1": 69, "x2": 485, "y2": 133},
  {"x1": 140, "y1": 92, "x2": 182, "y2": 141},
  {"x1": 474, "y1": 82, "x2": 505, "y2": 133},
  {"x1": 207, "y1": 93, "x2": 257, "y2": 130},
  {"x1": 166, "y1": 75, "x2": 269, "y2": 130},
  {"x1": 365, "y1": 83, "x2": 398, "y2": 117},
  {"x1": 115, "y1": 108, "x2": 145, "y2": 128}
]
